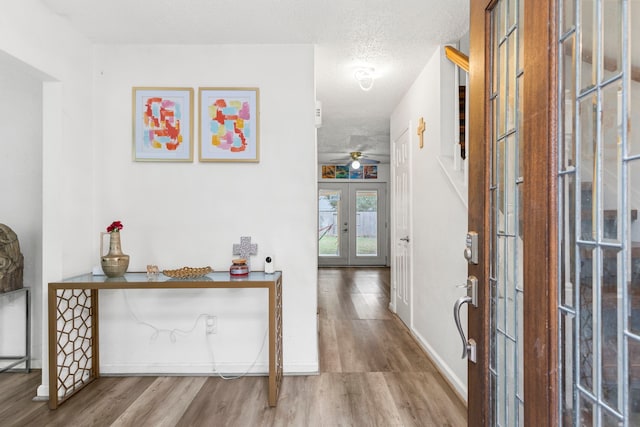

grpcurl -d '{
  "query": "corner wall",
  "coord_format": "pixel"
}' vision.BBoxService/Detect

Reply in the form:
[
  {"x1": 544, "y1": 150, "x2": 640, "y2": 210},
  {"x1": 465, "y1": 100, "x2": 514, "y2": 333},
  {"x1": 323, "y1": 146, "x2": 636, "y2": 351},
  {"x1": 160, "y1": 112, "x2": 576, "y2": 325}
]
[
  {"x1": 0, "y1": 1, "x2": 94, "y2": 396},
  {"x1": 390, "y1": 46, "x2": 469, "y2": 399},
  {"x1": 0, "y1": 53, "x2": 43, "y2": 368},
  {"x1": 0, "y1": 1, "x2": 95, "y2": 278}
]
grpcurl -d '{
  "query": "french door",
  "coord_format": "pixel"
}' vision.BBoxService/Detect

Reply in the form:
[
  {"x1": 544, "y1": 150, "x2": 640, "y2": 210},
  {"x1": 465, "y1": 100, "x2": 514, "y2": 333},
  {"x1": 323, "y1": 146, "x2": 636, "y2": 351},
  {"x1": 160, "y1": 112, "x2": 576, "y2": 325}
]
[{"x1": 318, "y1": 182, "x2": 387, "y2": 266}]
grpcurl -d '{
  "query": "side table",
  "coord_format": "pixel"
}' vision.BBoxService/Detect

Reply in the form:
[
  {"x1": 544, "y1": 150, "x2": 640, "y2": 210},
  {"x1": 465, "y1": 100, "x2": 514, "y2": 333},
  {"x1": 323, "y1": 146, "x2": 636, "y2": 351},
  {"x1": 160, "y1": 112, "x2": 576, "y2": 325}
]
[{"x1": 0, "y1": 287, "x2": 30, "y2": 373}]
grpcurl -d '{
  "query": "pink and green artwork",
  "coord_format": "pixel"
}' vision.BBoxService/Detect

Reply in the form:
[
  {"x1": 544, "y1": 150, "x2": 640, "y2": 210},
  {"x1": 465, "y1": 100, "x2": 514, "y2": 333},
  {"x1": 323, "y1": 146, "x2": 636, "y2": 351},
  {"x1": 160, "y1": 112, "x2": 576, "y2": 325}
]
[{"x1": 199, "y1": 88, "x2": 259, "y2": 162}]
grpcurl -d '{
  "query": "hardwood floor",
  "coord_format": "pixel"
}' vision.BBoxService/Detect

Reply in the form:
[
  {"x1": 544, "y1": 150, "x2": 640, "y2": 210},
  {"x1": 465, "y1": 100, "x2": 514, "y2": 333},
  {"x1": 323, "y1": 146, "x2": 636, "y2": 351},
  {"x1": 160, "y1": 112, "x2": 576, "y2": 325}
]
[{"x1": 0, "y1": 267, "x2": 466, "y2": 426}]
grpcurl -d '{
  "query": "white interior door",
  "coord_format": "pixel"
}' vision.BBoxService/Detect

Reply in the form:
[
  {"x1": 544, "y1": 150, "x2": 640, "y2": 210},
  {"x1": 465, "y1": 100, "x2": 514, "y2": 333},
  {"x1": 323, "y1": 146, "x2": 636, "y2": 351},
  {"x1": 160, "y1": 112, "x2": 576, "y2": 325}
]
[
  {"x1": 318, "y1": 182, "x2": 387, "y2": 266},
  {"x1": 392, "y1": 128, "x2": 412, "y2": 326}
]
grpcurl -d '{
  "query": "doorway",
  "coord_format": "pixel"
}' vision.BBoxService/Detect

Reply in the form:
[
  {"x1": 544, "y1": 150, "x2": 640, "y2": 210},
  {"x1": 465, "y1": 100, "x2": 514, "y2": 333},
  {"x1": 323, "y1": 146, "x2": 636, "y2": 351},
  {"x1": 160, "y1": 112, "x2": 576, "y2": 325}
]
[
  {"x1": 0, "y1": 52, "x2": 47, "y2": 377},
  {"x1": 318, "y1": 182, "x2": 387, "y2": 266}
]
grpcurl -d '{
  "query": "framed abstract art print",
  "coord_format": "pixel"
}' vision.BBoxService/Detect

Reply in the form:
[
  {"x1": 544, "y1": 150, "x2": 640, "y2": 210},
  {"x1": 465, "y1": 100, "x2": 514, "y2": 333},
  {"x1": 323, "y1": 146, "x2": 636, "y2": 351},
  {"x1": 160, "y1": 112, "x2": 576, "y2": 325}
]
[
  {"x1": 132, "y1": 87, "x2": 194, "y2": 162},
  {"x1": 199, "y1": 87, "x2": 259, "y2": 162}
]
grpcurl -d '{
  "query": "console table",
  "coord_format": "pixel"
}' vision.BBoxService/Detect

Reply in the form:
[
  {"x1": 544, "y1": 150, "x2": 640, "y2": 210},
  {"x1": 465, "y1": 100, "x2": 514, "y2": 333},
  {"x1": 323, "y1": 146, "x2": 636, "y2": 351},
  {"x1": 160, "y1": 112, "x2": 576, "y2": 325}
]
[{"x1": 48, "y1": 271, "x2": 282, "y2": 409}]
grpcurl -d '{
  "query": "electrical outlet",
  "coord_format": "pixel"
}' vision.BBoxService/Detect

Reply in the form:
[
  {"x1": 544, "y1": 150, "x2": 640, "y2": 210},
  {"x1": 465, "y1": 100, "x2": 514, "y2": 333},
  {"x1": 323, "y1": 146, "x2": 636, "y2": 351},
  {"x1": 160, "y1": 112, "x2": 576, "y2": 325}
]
[{"x1": 205, "y1": 315, "x2": 217, "y2": 335}]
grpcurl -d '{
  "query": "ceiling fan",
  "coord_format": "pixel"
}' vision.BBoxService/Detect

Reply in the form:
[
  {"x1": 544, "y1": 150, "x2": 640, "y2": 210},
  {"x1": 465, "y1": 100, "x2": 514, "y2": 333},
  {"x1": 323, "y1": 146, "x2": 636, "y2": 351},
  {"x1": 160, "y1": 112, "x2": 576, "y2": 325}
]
[{"x1": 329, "y1": 151, "x2": 380, "y2": 169}]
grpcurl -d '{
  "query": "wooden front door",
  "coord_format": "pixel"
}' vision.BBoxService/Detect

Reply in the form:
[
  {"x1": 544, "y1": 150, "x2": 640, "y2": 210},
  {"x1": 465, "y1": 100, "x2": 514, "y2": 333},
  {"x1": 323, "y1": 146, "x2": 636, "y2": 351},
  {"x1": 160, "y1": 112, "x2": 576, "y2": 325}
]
[{"x1": 467, "y1": 0, "x2": 557, "y2": 425}]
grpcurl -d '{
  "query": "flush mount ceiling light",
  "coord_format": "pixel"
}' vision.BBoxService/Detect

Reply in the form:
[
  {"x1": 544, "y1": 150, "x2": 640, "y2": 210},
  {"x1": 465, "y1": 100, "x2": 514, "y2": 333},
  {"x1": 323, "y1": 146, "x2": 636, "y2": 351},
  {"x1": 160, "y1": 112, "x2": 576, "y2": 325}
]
[{"x1": 354, "y1": 67, "x2": 375, "y2": 91}]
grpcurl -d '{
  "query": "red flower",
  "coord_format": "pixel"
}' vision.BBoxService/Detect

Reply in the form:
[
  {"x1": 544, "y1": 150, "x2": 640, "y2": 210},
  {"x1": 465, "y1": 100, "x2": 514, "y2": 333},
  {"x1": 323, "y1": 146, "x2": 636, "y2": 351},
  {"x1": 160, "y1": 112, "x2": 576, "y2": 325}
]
[{"x1": 107, "y1": 221, "x2": 123, "y2": 233}]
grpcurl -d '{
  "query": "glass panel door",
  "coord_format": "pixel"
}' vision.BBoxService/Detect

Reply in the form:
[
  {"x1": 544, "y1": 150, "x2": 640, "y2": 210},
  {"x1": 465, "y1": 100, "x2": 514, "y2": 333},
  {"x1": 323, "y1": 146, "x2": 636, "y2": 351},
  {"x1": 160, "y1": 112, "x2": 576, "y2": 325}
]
[
  {"x1": 318, "y1": 184, "x2": 348, "y2": 266},
  {"x1": 350, "y1": 183, "x2": 386, "y2": 265},
  {"x1": 355, "y1": 190, "x2": 378, "y2": 256},
  {"x1": 318, "y1": 182, "x2": 387, "y2": 266}
]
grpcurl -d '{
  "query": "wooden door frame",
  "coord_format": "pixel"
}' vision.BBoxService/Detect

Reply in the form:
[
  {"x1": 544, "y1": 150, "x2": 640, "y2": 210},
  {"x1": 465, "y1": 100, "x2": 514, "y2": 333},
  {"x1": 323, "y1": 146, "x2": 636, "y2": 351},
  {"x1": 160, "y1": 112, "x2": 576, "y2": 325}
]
[
  {"x1": 468, "y1": 0, "x2": 558, "y2": 425},
  {"x1": 521, "y1": 0, "x2": 558, "y2": 425},
  {"x1": 467, "y1": 2, "x2": 490, "y2": 424}
]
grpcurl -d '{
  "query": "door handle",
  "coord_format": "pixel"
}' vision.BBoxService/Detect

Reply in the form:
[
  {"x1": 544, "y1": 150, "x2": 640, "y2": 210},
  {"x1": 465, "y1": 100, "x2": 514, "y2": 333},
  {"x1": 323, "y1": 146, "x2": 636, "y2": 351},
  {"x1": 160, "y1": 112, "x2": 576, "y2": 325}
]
[
  {"x1": 453, "y1": 276, "x2": 478, "y2": 363},
  {"x1": 342, "y1": 228, "x2": 348, "y2": 232},
  {"x1": 400, "y1": 236, "x2": 410, "y2": 242},
  {"x1": 453, "y1": 296, "x2": 476, "y2": 362}
]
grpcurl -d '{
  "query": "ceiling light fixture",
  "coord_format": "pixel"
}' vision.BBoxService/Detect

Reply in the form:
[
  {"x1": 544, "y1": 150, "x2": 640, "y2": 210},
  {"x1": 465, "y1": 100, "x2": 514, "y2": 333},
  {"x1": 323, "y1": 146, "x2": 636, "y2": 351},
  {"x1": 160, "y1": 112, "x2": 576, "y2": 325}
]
[
  {"x1": 354, "y1": 67, "x2": 375, "y2": 91},
  {"x1": 349, "y1": 151, "x2": 363, "y2": 169}
]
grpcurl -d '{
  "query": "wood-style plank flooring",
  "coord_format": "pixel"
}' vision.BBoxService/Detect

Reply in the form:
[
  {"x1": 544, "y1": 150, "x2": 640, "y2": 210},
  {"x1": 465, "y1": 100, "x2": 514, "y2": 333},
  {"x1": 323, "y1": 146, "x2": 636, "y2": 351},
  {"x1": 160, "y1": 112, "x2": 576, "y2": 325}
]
[{"x1": 0, "y1": 267, "x2": 466, "y2": 426}]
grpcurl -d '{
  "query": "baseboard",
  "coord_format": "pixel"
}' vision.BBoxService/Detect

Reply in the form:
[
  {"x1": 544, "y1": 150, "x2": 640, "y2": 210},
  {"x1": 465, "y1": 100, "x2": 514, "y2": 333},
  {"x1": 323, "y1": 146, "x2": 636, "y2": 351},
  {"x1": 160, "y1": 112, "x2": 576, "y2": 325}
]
[
  {"x1": 36, "y1": 364, "x2": 319, "y2": 398},
  {"x1": 36, "y1": 384, "x2": 49, "y2": 399},
  {"x1": 100, "y1": 362, "x2": 267, "y2": 375},
  {"x1": 410, "y1": 329, "x2": 468, "y2": 404},
  {"x1": 98, "y1": 361, "x2": 319, "y2": 376}
]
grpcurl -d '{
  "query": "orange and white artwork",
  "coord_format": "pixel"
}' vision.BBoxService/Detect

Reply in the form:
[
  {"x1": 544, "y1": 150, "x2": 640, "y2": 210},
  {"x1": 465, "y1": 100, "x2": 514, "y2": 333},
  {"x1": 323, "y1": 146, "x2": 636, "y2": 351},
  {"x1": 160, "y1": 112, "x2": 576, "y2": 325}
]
[{"x1": 133, "y1": 87, "x2": 193, "y2": 162}]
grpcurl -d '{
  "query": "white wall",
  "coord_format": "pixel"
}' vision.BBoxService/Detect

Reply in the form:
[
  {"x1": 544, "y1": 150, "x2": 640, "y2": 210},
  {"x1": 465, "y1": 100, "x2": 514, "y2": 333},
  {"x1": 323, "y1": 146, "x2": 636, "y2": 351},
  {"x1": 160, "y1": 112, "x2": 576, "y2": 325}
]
[
  {"x1": 0, "y1": 1, "x2": 95, "y2": 277},
  {"x1": 92, "y1": 44, "x2": 318, "y2": 374},
  {"x1": 0, "y1": 1, "x2": 94, "y2": 395},
  {"x1": 1, "y1": 2, "x2": 318, "y2": 394},
  {"x1": 390, "y1": 46, "x2": 469, "y2": 399},
  {"x1": 0, "y1": 53, "x2": 43, "y2": 368}
]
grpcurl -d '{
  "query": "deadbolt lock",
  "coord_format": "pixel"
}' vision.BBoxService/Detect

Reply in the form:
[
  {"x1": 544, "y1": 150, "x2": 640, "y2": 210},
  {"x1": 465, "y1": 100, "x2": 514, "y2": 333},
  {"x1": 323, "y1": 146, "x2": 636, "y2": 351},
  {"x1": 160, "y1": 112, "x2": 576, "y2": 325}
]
[{"x1": 464, "y1": 231, "x2": 479, "y2": 264}]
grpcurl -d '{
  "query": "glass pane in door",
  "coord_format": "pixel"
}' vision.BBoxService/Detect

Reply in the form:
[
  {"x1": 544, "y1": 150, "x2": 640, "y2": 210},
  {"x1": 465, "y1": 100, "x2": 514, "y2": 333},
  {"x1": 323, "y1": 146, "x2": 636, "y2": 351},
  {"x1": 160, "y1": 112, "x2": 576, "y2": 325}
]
[
  {"x1": 355, "y1": 190, "x2": 378, "y2": 256},
  {"x1": 557, "y1": 0, "x2": 639, "y2": 424},
  {"x1": 318, "y1": 188, "x2": 341, "y2": 256},
  {"x1": 489, "y1": 0, "x2": 524, "y2": 424}
]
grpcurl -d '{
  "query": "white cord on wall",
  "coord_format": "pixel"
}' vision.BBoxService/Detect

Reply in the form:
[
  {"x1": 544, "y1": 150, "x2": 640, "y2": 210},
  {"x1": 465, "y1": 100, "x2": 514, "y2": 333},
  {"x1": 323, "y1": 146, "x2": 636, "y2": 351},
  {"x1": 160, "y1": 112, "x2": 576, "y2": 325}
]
[
  {"x1": 121, "y1": 290, "x2": 268, "y2": 379},
  {"x1": 205, "y1": 326, "x2": 269, "y2": 380},
  {"x1": 122, "y1": 290, "x2": 209, "y2": 342}
]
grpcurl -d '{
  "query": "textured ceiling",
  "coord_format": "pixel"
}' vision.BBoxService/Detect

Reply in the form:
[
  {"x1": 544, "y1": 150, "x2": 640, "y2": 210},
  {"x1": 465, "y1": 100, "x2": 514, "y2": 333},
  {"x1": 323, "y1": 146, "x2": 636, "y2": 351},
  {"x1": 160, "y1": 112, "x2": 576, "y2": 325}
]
[{"x1": 40, "y1": 0, "x2": 469, "y2": 164}]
